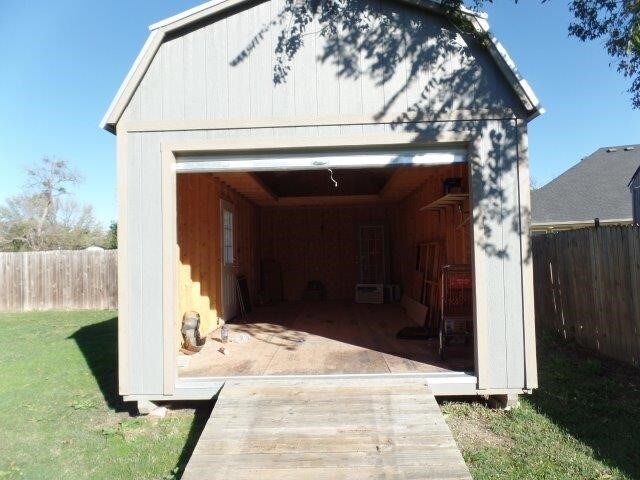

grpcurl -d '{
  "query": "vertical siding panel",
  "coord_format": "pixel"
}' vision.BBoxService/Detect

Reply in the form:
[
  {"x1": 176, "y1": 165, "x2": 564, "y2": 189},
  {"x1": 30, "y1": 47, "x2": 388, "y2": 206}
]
[
  {"x1": 184, "y1": 28, "x2": 207, "y2": 119},
  {"x1": 250, "y1": 0, "x2": 274, "y2": 119},
  {"x1": 205, "y1": 16, "x2": 229, "y2": 119},
  {"x1": 162, "y1": 37, "x2": 185, "y2": 120},
  {"x1": 271, "y1": 0, "x2": 295, "y2": 137},
  {"x1": 380, "y1": 1, "x2": 408, "y2": 116},
  {"x1": 337, "y1": 25, "x2": 363, "y2": 136},
  {"x1": 139, "y1": 48, "x2": 163, "y2": 120},
  {"x1": 470, "y1": 120, "x2": 526, "y2": 389},
  {"x1": 360, "y1": 0, "x2": 386, "y2": 136},
  {"x1": 124, "y1": 85, "x2": 141, "y2": 123},
  {"x1": 360, "y1": 0, "x2": 383, "y2": 115},
  {"x1": 471, "y1": 122, "x2": 504, "y2": 389},
  {"x1": 227, "y1": 6, "x2": 252, "y2": 119},
  {"x1": 502, "y1": 121, "x2": 525, "y2": 388},
  {"x1": 293, "y1": 23, "x2": 317, "y2": 118},
  {"x1": 315, "y1": 30, "x2": 340, "y2": 136}
]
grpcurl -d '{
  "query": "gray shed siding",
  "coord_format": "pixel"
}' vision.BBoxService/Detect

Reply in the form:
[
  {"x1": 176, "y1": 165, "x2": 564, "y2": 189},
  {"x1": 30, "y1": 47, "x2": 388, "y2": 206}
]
[
  {"x1": 117, "y1": 0, "x2": 532, "y2": 395},
  {"x1": 121, "y1": 0, "x2": 524, "y2": 125}
]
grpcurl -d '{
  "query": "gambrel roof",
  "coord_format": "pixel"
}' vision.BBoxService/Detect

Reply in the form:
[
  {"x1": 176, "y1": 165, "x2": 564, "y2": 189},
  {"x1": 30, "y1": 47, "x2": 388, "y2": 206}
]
[{"x1": 100, "y1": 0, "x2": 544, "y2": 133}]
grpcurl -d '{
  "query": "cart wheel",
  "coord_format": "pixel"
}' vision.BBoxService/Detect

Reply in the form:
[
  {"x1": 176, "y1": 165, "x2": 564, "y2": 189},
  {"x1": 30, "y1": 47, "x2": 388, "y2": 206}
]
[{"x1": 438, "y1": 328, "x2": 445, "y2": 360}]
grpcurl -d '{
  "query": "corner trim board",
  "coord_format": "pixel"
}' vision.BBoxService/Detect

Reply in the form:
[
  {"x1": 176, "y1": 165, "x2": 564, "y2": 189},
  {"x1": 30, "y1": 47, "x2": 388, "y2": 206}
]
[
  {"x1": 162, "y1": 146, "x2": 178, "y2": 395},
  {"x1": 516, "y1": 120, "x2": 538, "y2": 389},
  {"x1": 116, "y1": 125, "x2": 131, "y2": 396}
]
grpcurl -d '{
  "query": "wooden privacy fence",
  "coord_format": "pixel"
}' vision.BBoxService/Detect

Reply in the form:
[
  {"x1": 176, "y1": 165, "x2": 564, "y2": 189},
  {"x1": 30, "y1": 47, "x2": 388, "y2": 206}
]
[
  {"x1": 532, "y1": 226, "x2": 640, "y2": 367},
  {"x1": 0, "y1": 250, "x2": 117, "y2": 311}
]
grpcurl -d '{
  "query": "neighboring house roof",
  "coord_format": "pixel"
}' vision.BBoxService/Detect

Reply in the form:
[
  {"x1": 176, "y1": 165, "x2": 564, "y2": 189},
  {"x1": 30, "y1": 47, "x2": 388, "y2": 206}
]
[
  {"x1": 532, "y1": 145, "x2": 640, "y2": 225},
  {"x1": 100, "y1": 0, "x2": 544, "y2": 133}
]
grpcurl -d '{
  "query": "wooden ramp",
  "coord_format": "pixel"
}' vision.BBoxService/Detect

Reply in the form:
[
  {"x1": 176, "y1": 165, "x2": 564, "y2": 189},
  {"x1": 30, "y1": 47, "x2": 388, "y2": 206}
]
[{"x1": 182, "y1": 378, "x2": 472, "y2": 480}]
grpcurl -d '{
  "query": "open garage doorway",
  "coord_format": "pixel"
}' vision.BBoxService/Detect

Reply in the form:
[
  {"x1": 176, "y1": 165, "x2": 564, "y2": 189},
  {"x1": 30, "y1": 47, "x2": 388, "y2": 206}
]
[{"x1": 173, "y1": 150, "x2": 475, "y2": 379}]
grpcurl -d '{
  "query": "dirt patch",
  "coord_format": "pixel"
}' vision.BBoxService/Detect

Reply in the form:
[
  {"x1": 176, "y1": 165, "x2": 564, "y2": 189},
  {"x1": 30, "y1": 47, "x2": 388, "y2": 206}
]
[{"x1": 445, "y1": 409, "x2": 513, "y2": 451}]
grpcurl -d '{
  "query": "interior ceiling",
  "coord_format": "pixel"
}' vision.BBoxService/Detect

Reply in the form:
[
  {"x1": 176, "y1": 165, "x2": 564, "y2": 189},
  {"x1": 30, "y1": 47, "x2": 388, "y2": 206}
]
[
  {"x1": 255, "y1": 169, "x2": 394, "y2": 197},
  {"x1": 210, "y1": 166, "x2": 448, "y2": 207}
]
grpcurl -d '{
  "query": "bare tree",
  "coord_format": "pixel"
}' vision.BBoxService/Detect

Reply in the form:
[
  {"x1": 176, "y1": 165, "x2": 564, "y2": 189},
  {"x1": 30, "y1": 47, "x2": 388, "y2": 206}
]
[{"x1": 0, "y1": 158, "x2": 107, "y2": 251}]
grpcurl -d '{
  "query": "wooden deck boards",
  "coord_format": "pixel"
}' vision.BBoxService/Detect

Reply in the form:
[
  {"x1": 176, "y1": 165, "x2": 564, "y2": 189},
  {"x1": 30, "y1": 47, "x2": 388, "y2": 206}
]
[
  {"x1": 179, "y1": 302, "x2": 473, "y2": 377},
  {"x1": 181, "y1": 378, "x2": 472, "y2": 480}
]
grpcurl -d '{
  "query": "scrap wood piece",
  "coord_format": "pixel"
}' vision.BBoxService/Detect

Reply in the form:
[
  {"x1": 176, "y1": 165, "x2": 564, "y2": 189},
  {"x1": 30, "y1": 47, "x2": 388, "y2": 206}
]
[{"x1": 400, "y1": 294, "x2": 428, "y2": 326}]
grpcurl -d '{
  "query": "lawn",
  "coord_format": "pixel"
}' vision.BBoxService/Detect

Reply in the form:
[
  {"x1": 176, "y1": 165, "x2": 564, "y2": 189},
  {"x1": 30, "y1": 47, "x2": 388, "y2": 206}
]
[
  {"x1": 0, "y1": 311, "x2": 207, "y2": 480},
  {"x1": 443, "y1": 331, "x2": 640, "y2": 479},
  {"x1": 0, "y1": 311, "x2": 638, "y2": 479}
]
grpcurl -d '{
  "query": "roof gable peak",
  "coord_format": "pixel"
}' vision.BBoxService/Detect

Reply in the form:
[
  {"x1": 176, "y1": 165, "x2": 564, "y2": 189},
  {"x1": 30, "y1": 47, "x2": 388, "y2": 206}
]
[{"x1": 100, "y1": 0, "x2": 543, "y2": 132}]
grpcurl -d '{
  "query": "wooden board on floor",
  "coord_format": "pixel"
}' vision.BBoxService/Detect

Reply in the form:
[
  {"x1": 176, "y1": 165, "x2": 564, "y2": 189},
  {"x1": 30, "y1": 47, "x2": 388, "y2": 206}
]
[
  {"x1": 181, "y1": 378, "x2": 472, "y2": 480},
  {"x1": 401, "y1": 293, "x2": 429, "y2": 326}
]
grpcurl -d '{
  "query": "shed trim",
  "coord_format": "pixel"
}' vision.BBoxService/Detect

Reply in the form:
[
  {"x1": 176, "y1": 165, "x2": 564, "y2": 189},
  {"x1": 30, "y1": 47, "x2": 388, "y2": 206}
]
[
  {"x1": 160, "y1": 132, "x2": 473, "y2": 154},
  {"x1": 175, "y1": 148, "x2": 467, "y2": 173},
  {"x1": 159, "y1": 133, "x2": 490, "y2": 391},
  {"x1": 120, "y1": 108, "x2": 518, "y2": 133},
  {"x1": 100, "y1": 0, "x2": 543, "y2": 132},
  {"x1": 116, "y1": 125, "x2": 131, "y2": 395},
  {"x1": 467, "y1": 136, "x2": 489, "y2": 389},
  {"x1": 516, "y1": 119, "x2": 537, "y2": 389}
]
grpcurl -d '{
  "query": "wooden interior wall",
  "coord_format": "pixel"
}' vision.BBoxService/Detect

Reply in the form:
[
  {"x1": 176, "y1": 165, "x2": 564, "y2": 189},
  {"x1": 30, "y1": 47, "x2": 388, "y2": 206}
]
[
  {"x1": 259, "y1": 205, "x2": 403, "y2": 301},
  {"x1": 400, "y1": 164, "x2": 472, "y2": 302},
  {"x1": 176, "y1": 173, "x2": 259, "y2": 346}
]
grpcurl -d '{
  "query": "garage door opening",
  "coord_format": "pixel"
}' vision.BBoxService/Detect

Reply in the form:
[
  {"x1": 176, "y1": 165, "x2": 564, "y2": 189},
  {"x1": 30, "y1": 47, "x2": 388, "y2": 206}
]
[{"x1": 174, "y1": 161, "x2": 474, "y2": 379}]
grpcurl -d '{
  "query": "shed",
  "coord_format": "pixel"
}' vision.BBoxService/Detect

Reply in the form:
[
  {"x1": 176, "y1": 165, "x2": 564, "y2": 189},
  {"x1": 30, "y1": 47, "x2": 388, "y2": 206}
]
[{"x1": 102, "y1": 0, "x2": 542, "y2": 410}]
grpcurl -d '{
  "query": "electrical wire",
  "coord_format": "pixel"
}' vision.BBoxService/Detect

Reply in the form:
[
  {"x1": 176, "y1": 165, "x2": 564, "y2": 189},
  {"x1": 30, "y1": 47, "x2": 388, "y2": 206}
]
[{"x1": 328, "y1": 168, "x2": 338, "y2": 188}]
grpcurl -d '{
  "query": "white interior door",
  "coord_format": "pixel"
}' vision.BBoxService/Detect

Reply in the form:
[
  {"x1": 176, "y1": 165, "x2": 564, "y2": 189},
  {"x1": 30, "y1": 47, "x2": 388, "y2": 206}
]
[{"x1": 220, "y1": 199, "x2": 237, "y2": 321}]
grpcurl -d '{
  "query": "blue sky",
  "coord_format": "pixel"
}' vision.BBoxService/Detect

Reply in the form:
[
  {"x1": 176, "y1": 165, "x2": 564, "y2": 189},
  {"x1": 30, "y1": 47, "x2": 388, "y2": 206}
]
[{"x1": 0, "y1": 1, "x2": 637, "y2": 226}]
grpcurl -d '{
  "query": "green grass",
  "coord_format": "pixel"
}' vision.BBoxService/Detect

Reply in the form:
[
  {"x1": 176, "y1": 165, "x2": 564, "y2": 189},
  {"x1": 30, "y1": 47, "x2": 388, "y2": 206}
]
[
  {"x1": 0, "y1": 311, "x2": 206, "y2": 480},
  {"x1": 1, "y1": 311, "x2": 638, "y2": 479},
  {"x1": 443, "y1": 331, "x2": 640, "y2": 479}
]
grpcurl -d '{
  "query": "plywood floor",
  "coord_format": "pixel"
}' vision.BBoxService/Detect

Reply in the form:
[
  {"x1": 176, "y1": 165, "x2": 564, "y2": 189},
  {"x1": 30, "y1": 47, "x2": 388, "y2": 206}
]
[
  {"x1": 179, "y1": 301, "x2": 473, "y2": 377},
  {"x1": 181, "y1": 377, "x2": 472, "y2": 480}
]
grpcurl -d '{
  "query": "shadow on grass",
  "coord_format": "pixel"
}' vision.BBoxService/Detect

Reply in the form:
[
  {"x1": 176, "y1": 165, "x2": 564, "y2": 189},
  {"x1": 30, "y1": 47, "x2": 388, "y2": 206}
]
[
  {"x1": 68, "y1": 317, "x2": 137, "y2": 415},
  {"x1": 167, "y1": 401, "x2": 215, "y2": 479},
  {"x1": 530, "y1": 330, "x2": 640, "y2": 478},
  {"x1": 68, "y1": 316, "x2": 217, "y2": 477}
]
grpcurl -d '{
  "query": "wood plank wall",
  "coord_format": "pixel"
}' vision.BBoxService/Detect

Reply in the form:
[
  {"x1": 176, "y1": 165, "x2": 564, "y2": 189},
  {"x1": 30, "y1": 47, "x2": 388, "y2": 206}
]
[
  {"x1": 177, "y1": 165, "x2": 471, "y2": 341},
  {"x1": 259, "y1": 205, "x2": 404, "y2": 301},
  {"x1": 0, "y1": 250, "x2": 117, "y2": 311},
  {"x1": 533, "y1": 226, "x2": 640, "y2": 367},
  {"x1": 176, "y1": 173, "x2": 260, "y2": 344},
  {"x1": 258, "y1": 165, "x2": 471, "y2": 303},
  {"x1": 401, "y1": 164, "x2": 472, "y2": 301}
]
